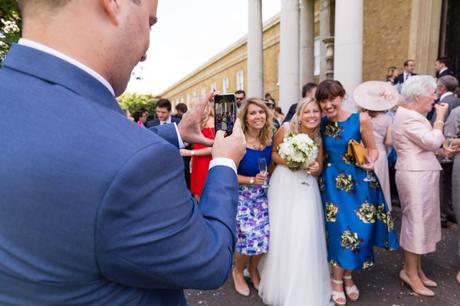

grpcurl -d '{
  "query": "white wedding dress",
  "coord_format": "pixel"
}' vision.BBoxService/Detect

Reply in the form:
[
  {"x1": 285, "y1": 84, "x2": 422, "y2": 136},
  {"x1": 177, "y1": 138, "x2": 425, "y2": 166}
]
[{"x1": 258, "y1": 164, "x2": 331, "y2": 306}]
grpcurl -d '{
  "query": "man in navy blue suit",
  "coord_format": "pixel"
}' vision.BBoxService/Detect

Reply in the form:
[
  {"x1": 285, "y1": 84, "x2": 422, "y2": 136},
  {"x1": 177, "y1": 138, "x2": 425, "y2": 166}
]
[
  {"x1": 146, "y1": 98, "x2": 180, "y2": 128},
  {"x1": 0, "y1": 0, "x2": 246, "y2": 305}
]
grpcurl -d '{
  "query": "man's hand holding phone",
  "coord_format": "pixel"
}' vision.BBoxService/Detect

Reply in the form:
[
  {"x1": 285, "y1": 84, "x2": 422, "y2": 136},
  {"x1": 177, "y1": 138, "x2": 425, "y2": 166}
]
[{"x1": 213, "y1": 118, "x2": 246, "y2": 167}]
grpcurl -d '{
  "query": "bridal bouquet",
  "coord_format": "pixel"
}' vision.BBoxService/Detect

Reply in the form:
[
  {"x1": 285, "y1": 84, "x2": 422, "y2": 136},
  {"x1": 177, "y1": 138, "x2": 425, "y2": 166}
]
[{"x1": 278, "y1": 133, "x2": 318, "y2": 171}]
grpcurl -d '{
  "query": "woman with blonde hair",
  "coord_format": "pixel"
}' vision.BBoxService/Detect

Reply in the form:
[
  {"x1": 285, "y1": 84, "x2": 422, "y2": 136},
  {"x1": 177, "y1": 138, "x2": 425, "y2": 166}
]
[
  {"x1": 180, "y1": 100, "x2": 214, "y2": 201},
  {"x1": 258, "y1": 97, "x2": 331, "y2": 305},
  {"x1": 232, "y1": 98, "x2": 273, "y2": 296}
]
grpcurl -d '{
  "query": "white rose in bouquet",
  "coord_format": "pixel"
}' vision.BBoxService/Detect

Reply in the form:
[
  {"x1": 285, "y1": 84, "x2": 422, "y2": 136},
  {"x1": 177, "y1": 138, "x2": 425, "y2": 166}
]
[{"x1": 278, "y1": 133, "x2": 318, "y2": 170}]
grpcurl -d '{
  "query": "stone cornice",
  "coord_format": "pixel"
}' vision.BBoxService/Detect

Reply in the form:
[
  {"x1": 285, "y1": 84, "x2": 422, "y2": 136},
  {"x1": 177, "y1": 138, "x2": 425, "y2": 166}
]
[{"x1": 160, "y1": 13, "x2": 281, "y2": 97}]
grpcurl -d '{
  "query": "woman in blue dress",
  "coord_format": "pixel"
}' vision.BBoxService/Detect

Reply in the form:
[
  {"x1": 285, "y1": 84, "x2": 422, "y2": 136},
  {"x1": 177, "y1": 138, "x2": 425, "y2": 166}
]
[
  {"x1": 316, "y1": 80, "x2": 399, "y2": 305},
  {"x1": 233, "y1": 98, "x2": 273, "y2": 296}
]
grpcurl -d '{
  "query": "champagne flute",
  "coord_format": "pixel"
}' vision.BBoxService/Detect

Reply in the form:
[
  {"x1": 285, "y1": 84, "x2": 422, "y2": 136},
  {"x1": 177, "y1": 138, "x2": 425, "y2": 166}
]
[
  {"x1": 441, "y1": 132, "x2": 455, "y2": 162},
  {"x1": 362, "y1": 155, "x2": 374, "y2": 182},
  {"x1": 257, "y1": 157, "x2": 268, "y2": 188}
]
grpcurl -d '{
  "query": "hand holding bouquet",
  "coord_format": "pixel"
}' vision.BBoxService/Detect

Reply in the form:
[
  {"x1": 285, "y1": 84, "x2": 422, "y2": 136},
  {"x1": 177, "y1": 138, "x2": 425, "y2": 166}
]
[{"x1": 278, "y1": 133, "x2": 318, "y2": 171}]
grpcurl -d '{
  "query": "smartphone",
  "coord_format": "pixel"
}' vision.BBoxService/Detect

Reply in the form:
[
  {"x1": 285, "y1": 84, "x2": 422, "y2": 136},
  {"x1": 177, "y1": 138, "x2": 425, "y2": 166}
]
[{"x1": 214, "y1": 94, "x2": 237, "y2": 136}]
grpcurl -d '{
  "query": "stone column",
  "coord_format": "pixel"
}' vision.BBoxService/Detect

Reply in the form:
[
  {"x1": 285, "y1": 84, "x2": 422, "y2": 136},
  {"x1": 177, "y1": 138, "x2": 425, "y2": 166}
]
[
  {"x1": 319, "y1": 0, "x2": 332, "y2": 81},
  {"x1": 247, "y1": 0, "x2": 264, "y2": 97},
  {"x1": 279, "y1": 0, "x2": 300, "y2": 113},
  {"x1": 300, "y1": 0, "x2": 315, "y2": 88},
  {"x1": 334, "y1": 0, "x2": 363, "y2": 111}
]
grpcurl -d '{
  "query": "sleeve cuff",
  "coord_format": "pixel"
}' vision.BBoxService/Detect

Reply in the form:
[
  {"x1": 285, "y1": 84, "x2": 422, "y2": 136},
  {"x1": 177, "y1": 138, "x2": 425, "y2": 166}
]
[
  {"x1": 209, "y1": 158, "x2": 237, "y2": 175},
  {"x1": 173, "y1": 123, "x2": 185, "y2": 149}
]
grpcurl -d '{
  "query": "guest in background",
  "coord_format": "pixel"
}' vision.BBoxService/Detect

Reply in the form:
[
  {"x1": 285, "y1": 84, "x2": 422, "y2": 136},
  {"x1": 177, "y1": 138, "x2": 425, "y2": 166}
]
[
  {"x1": 235, "y1": 90, "x2": 246, "y2": 111},
  {"x1": 181, "y1": 101, "x2": 214, "y2": 201},
  {"x1": 443, "y1": 108, "x2": 460, "y2": 285},
  {"x1": 264, "y1": 98, "x2": 280, "y2": 131},
  {"x1": 435, "y1": 57, "x2": 455, "y2": 78},
  {"x1": 133, "y1": 108, "x2": 148, "y2": 128},
  {"x1": 233, "y1": 98, "x2": 273, "y2": 296},
  {"x1": 394, "y1": 59, "x2": 417, "y2": 86},
  {"x1": 284, "y1": 82, "x2": 317, "y2": 123},
  {"x1": 354, "y1": 81, "x2": 399, "y2": 209},
  {"x1": 274, "y1": 106, "x2": 285, "y2": 126},
  {"x1": 317, "y1": 80, "x2": 399, "y2": 306},
  {"x1": 174, "y1": 102, "x2": 188, "y2": 120},
  {"x1": 433, "y1": 75, "x2": 460, "y2": 226},
  {"x1": 385, "y1": 66, "x2": 400, "y2": 85},
  {"x1": 147, "y1": 98, "x2": 180, "y2": 127},
  {"x1": 393, "y1": 75, "x2": 450, "y2": 296}
]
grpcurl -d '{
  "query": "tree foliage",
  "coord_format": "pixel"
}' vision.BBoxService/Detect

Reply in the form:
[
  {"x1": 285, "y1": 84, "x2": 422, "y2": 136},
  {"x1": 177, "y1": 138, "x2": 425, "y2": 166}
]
[
  {"x1": 0, "y1": 0, "x2": 21, "y2": 64},
  {"x1": 118, "y1": 93, "x2": 157, "y2": 120}
]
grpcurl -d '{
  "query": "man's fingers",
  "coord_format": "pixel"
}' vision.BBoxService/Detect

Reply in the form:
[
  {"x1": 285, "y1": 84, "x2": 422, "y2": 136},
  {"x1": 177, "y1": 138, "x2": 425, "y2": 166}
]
[{"x1": 214, "y1": 130, "x2": 226, "y2": 142}]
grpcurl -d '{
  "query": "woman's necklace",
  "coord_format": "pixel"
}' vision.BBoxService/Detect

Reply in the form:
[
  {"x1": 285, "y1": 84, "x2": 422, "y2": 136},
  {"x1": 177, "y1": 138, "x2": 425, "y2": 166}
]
[{"x1": 246, "y1": 136, "x2": 263, "y2": 150}]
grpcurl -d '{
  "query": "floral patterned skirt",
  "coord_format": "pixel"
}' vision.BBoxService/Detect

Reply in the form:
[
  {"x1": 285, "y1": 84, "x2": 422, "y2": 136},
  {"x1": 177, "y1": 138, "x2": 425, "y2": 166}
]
[{"x1": 236, "y1": 185, "x2": 269, "y2": 255}]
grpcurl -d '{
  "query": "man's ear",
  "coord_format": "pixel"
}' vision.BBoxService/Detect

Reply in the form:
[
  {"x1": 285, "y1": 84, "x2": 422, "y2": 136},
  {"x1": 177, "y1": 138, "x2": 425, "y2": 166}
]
[{"x1": 100, "y1": 0, "x2": 121, "y2": 26}]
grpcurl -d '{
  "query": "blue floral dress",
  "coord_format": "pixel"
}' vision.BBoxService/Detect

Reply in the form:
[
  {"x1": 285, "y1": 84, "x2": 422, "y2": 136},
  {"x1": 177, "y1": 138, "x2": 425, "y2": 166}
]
[
  {"x1": 236, "y1": 146, "x2": 272, "y2": 255},
  {"x1": 320, "y1": 113, "x2": 399, "y2": 270}
]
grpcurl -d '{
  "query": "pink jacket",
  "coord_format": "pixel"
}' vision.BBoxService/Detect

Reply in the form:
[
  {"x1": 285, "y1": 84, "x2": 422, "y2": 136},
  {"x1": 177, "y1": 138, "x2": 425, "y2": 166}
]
[{"x1": 393, "y1": 107, "x2": 444, "y2": 171}]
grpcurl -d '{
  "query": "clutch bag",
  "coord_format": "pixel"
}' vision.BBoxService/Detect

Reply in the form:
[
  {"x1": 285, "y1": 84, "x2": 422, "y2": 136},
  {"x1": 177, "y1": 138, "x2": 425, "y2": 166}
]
[{"x1": 347, "y1": 139, "x2": 368, "y2": 165}]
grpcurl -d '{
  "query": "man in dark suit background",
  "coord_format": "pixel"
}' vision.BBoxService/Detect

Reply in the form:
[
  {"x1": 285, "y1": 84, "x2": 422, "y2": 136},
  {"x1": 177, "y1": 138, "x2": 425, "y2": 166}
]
[
  {"x1": 0, "y1": 0, "x2": 246, "y2": 305},
  {"x1": 146, "y1": 98, "x2": 180, "y2": 127},
  {"x1": 393, "y1": 59, "x2": 417, "y2": 85},
  {"x1": 433, "y1": 75, "x2": 460, "y2": 227},
  {"x1": 435, "y1": 57, "x2": 455, "y2": 78},
  {"x1": 283, "y1": 82, "x2": 317, "y2": 123}
]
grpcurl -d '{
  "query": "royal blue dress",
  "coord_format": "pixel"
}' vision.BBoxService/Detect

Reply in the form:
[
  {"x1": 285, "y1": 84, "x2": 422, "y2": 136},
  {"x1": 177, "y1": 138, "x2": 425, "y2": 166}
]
[
  {"x1": 236, "y1": 146, "x2": 272, "y2": 255},
  {"x1": 320, "y1": 113, "x2": 399, "y2": 270}
]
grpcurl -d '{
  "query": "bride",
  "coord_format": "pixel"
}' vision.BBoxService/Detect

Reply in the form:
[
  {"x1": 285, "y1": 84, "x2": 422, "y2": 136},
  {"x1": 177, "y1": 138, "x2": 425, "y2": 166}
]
[{"x1": 258, "y1": 97, "x2": 331, "y2": 306}]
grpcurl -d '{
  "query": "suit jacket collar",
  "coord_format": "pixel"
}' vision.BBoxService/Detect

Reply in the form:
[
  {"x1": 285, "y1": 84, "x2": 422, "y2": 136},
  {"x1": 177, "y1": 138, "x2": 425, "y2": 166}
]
[{"x1": 3, "y1": 44, "x2": 122, "y2": 114}]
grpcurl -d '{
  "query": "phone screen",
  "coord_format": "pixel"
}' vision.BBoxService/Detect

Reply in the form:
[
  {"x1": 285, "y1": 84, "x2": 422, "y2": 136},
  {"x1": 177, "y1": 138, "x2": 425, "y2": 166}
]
[{"x1": 214, "y1": 94, "x2": 236, "y2": 136}]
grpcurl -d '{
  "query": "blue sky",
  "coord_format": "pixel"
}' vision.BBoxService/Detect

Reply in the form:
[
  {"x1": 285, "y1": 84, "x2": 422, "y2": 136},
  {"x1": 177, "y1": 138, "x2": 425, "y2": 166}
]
[{"x1": 126, "y1": 0, "x2": 281, "y2": 95}]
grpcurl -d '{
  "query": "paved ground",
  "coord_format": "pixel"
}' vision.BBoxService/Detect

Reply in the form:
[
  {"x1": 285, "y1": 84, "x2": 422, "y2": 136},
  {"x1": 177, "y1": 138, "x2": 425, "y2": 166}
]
[{"x1": 186, "y1": 207, "x2": 460, "y2": 306}]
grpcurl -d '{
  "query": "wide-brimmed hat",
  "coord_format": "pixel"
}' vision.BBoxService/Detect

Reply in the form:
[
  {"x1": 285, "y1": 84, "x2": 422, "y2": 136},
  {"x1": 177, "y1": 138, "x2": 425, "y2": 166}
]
[{"x1": 353, "y1": 81, "x2": 399, "y2": 111}]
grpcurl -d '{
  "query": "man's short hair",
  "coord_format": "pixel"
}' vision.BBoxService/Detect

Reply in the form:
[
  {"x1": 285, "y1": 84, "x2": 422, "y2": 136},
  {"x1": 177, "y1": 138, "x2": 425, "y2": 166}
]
[
  {"x1": 403, "y1": 59, "x2": 415, "y2": 67},
  {"x1": 302, "y1": 82, "x2": 317, "y2": 98},
  {"x1": 235, "y1": 90, "x2": 246, "y2": 97},
  {"x1": 18, "y1": 0, "x2": 71, "y2": 15},
  {"x1": 436, "y1": 57, "x2": 450, "y2": 67},
  {"x1": 175, "y1": 103, "x2": 188, "y2": 113},
  {"x1": 156, "y1": 99, "x2": 172, "y2": 112},
  {"x1": 438, "y1": 75, "x2": 459, "y2": 92}
]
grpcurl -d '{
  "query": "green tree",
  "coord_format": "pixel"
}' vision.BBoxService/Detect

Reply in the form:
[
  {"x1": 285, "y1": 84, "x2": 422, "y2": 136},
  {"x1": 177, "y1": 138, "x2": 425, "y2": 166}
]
[
  {"x1": 0, "y1": 0, "x2": 21, "y2": 64},
  {"x1": 118, "y1": 93, "x2": 157, "y2": 120}
]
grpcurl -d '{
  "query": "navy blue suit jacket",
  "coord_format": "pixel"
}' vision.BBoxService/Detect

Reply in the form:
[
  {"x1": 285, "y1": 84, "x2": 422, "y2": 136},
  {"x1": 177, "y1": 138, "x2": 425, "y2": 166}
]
[
  {"x1": 0, "y1": 44, "x2": 238, "y2": 305},
  {"x1": 146, "y1": 117, "x2": 180, "y2": 128}
]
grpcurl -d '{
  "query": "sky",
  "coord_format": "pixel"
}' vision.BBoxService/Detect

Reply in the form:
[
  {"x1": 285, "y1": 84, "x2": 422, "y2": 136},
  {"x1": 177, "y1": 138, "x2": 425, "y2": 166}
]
[{"x1": 125, "y1": 1, "x2": 281, "y2": 95}]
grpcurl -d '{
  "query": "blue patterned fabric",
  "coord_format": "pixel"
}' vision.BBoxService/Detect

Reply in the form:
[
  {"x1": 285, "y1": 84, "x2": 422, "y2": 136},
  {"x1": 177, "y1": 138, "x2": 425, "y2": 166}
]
[
  {"x1": 320, "y1": 113, "x2": 399, "y2": 270},
  {"x1": 236, "y1": 147, "x2": 272, "y2": 255}
]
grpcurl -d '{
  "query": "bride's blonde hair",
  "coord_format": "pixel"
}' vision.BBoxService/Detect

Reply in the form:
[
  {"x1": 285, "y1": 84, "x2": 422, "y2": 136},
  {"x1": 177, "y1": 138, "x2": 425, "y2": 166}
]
[{"x1": 289, "y1": 97, "x2": 322, "y2": 145}]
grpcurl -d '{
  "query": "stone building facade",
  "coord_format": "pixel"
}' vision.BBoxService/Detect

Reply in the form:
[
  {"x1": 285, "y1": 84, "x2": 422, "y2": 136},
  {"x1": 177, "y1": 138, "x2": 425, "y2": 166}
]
[{"x1": 160, "y1": 0, "x2": 458, "y2": 113}]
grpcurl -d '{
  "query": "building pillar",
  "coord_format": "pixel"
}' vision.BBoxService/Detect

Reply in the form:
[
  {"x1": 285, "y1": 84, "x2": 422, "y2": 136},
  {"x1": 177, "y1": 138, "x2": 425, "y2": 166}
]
[
  {"x1": 319, "y1": 0, "x2": 332, "y2": 81},
  {"x1": 279, "y1": 0, "x2": 300, "y2": 113},
  {"x1": 247, "y1": 0, "x2": 264, "y2": 97},
  {"x1": 334, "y1": 0, "x2": 363, "y2": 111},
  {"x1": 300, "y1": 0, "x2": 315, "y2": 88}
]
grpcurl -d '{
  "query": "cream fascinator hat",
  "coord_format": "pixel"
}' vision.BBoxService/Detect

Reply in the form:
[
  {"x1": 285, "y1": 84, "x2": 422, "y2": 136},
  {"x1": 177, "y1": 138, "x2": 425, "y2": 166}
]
[{"x1": 353, "y1": 81, "x2": 399, "y2": 111}]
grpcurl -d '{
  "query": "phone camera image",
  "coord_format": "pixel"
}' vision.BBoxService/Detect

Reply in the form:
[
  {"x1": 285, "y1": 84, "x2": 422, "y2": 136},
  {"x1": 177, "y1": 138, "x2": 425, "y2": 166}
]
[{"x1": 214, "y1": 94, "x2": 236, "y2": 136}]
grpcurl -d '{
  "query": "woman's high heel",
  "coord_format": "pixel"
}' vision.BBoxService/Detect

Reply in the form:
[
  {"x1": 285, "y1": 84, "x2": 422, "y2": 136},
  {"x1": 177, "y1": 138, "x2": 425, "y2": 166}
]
[
  {"x1": 399, "y1": 270, "x2": 435, "y2": 297},
  {"x1": 342, "y1": 275, "x2": 359, "y2": 301},
  {"x1": 331, "y1": 279, "x2": 347, "y2": 306}
]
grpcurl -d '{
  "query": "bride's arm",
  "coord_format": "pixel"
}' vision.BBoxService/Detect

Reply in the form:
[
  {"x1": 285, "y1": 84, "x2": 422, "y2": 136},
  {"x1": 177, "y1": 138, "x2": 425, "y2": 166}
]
[{"x1": 271, "y1": 126, "x2": 286, "y2": 166}]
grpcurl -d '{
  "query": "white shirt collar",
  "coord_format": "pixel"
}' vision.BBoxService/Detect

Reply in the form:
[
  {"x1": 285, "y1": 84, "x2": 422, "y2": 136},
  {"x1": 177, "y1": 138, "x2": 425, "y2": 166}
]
[
  {"x1": 18, "y1": 38, "x2": 115, "y2": 96},
  {"x1": 439, "y1": 67, "x2": 448, "y2": 74},
  {"x1": 161, "y1": 116, "x2": 172, "y2": 124},
  {"x1": 440, "y1": 91, "x2": 453, "y2": 101}
]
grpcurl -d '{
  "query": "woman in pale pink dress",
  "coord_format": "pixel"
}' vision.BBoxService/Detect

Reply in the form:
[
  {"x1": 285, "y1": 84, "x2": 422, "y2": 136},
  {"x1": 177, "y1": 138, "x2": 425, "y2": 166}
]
[
  {"x1": 393, "y1": 75, "x2": 451, "y2": 297},
  {"x1": 353, "y1": 81, "x2": 397, "y2": 209}
]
